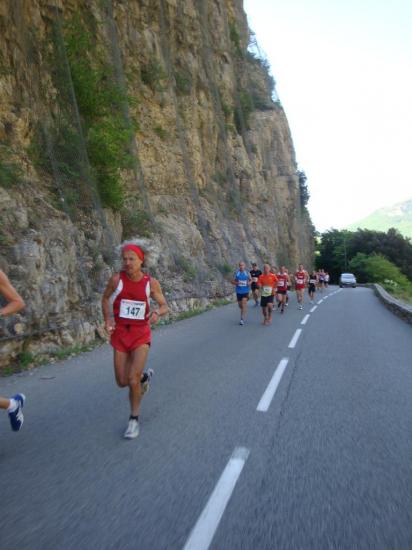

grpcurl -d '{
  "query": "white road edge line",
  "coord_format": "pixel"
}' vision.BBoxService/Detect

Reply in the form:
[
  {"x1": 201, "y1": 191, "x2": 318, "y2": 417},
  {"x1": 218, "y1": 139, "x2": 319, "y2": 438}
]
[
  {"x1": 288, "y1": 328, "x2": 302, "y2": 349},
  {"x1": 317, "y1": 299, "x2": 324, "y2": 304},
  {"x1": 183, "y1": 447, "x2": 250, "y2": 550},
  {"x1": 256, "y1": 358, "x2": 289, "y2": 412},
  {"x1": 301, "y1": 314, "x2": 310, "y2": 325},
  {"x1": 310, "y1": 305, "x2": 317, "y2": 313}
]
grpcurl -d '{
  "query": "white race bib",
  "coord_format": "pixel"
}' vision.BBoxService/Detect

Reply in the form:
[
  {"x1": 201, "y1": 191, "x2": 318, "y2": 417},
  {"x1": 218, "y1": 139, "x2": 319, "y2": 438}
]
[
  {"x1": 310, "y1": 279, "x2": 317, "y2": 284},
  {"x1": 119, "y1": 299, "x2": 146, "y2": 320},
  {"x1": 278, "y1": 280, "x2": 285, "y2": 288},
  {"x1": 297, "y1": 278, "x2": 304, "y2": 285},
  {"x1": 252, "y1": 277, "x2": 258, "y2": 283},
  {"x1": 262, "y1": 285, "x2": 273, "y2": 297},
  {"x1": 237, "y1": 280, "x2": 247, "y2": 287}
]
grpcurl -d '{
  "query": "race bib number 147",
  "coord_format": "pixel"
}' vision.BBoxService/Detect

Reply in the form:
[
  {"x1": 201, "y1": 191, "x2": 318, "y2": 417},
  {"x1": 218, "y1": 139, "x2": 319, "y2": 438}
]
[{"x1": 119, "y1": 299, "x2": 146, "y2": 320}]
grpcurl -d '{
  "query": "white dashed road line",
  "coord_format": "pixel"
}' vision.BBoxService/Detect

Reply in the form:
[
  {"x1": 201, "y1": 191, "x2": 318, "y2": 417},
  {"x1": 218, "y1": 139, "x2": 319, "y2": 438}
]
[
  {"x1": 288, "y1": 329, "x2": 302, "y2": 349},
  {"x1": 183, "y1": 447, "x2": 250, "y2": 550},
  {"x1": 256, "y1": 358, "x2": 289, "y2": 412},
  {"x1": 310, "y1": 305, "x2": 317, "y2": 313},
  {"x1": 317, "y1": 299, "x2": 324, "y2": 304},
  {"x1": 301, "y1": 314, "x2": 310, "y2": 325}
]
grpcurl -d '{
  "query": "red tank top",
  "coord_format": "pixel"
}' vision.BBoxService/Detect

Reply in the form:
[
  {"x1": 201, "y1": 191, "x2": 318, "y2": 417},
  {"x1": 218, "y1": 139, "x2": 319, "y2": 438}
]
[
  {"x1": 277, "y1": 273, "x2": 288, "y2": 289},
  {"x1": 112, "y1": 271, "x2": 151, "y2": 326},
  {"x1": 295, "y1": 271, "x2": 306, "y2": 287}
]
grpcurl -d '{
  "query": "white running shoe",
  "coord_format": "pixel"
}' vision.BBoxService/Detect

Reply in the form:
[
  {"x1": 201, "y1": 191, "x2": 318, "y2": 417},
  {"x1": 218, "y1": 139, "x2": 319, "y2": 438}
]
[
  {"x1": 124, "y1": 418, "x2": 140, "y2": 439},
  {"x1": 239, "y1": 319, "x2": 244, "y2": 326}
]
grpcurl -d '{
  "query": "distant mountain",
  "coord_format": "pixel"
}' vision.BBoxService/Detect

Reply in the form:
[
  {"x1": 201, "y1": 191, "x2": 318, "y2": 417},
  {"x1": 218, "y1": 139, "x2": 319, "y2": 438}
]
[{"x1": 347, "y1": 198, "x2": 412, "y2": 239}]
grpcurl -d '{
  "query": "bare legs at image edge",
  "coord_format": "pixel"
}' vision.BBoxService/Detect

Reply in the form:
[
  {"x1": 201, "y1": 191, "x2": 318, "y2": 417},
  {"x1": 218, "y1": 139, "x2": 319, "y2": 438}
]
[{"x1": 0, "y1": 269, "x2": 26, "y2": 431}]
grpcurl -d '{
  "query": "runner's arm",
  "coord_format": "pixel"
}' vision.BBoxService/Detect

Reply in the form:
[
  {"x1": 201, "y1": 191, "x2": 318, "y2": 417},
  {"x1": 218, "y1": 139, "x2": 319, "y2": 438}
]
[
  {"x1": 0, "y1": 271, "x2": 25, "y2": 317},
  {"x1": 149, "y1": 278, "x2": 169, "y2": 324},
  {"x1": 101, "y1": 274, "x2": 118, "y2": 332}
]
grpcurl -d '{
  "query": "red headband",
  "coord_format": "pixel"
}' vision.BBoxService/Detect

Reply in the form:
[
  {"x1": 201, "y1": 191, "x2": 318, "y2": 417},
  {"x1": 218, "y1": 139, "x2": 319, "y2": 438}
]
[{"x1": 122, "y1": 244, "x2": 144, "y2": 262}]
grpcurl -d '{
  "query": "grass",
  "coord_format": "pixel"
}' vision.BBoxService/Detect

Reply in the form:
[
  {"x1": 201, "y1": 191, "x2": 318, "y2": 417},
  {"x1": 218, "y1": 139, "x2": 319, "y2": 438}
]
[
  {"x1": 153, "y1": 126, "x2": 168, "y2": 140},
  {"x1": 0, "y1": 145, "x2": 23, "y2": 188},
  {"x1": 382, "y1": 282, "x2": 412, "y2": 305},
  {"x1": 1, "y1": 342, "x2": 100, "y2": 377}
]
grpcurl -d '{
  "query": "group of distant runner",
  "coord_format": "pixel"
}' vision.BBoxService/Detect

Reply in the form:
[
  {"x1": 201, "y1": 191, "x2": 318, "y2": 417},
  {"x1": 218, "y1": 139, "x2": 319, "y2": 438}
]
[
  {"x1": 232, "y1": 262, "x2": 330, "y2": 325},
  {"x1": 1, "y1": 244, "x2": 330, "y2": 441}
]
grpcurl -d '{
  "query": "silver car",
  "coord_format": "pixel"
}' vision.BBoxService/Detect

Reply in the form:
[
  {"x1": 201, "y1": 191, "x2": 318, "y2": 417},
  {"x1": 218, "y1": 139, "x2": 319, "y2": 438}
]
[{"x1": 339, "y1": 273, "x2": 357, "y2": 288}]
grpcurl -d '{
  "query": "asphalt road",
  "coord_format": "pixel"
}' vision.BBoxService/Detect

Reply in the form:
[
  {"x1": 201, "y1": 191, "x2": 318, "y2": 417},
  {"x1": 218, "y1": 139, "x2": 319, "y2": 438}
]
[{"x1": 1, "y1": 286, "x2": 411, "y2": 550}]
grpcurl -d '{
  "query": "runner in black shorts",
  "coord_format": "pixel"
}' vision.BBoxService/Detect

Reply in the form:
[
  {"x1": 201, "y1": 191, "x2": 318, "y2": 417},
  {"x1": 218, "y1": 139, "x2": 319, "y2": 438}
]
[
  {"x1": 257, "y1": 264, "x2": 278, "y2": 325},
  {"x1": 308, "y1": 271, "x2": 318, "y2": 303},
  {"x1": 250, "y1": 262, "x2": 262, "y2": 307}
]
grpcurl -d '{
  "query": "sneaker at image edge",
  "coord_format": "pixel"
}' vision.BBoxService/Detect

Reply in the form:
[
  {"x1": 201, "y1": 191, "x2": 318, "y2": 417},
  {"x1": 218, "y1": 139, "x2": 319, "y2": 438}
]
[
  {"x1": 8, "y1": 393, "x2": 25, "y2": 432},
  {"x1": 124, "y1": 419, "x2": 140, "y2": 439}
]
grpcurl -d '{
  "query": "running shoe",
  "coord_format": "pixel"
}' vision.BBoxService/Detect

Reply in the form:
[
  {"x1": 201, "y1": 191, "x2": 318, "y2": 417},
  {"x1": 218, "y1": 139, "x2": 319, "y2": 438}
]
[
  {"x1": 8, "y1": 393, "x2": 25, "y2": 432},
  {"x1": 141, "y1": 368, "x2": 154, "y2": 395},
  {"x1": 239, "y1": 319, "x2": 244, "y2": 326},
  {"x1": 124, "y1": 418, "x2": 140, "y2": 439}
]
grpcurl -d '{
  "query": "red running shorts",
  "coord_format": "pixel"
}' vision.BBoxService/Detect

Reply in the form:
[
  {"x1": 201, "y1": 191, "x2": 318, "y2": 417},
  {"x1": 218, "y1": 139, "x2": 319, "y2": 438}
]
[{"x1": 110, "y1": 323, "x2": 151, "y2": 353}]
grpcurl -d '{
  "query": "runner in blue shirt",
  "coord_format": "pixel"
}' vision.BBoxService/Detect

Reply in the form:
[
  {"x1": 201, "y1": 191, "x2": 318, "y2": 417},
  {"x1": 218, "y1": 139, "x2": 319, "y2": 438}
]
[{"x1": 231, "y1": 261, "x2": 252, "y2": 325}]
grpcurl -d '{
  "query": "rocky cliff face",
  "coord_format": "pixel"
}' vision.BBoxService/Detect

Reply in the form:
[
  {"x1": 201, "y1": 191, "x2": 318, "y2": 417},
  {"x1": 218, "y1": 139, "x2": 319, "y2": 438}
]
[{"x1": 0, "y1": 0, "x2": 314, "y2": 369}]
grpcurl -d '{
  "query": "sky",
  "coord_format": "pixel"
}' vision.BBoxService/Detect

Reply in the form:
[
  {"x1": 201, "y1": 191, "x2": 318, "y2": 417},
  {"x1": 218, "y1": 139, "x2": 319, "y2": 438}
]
[{"x1": 244, "y1": 0, "x2": 412, "y2": 232}]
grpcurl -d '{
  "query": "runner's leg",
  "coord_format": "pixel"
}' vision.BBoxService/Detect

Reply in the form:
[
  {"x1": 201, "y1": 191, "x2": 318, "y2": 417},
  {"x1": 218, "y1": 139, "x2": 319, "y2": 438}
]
[
  {"x1": 113, "y1": 350, "x2": 130, "y2": 388},
  {"x1": 128, "y1": 344, "x2": 150, "y2": 416},
  {"x1": 0, "y1": 397, "x2": 10, "y2": 409},
  {"x1": 241, "y1": 296, "x2": 248, "y2": 320}
]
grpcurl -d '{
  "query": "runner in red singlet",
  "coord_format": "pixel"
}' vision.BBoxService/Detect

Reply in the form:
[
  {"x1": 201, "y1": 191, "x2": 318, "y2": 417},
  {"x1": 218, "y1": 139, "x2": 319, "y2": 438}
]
[
  {"x1": 276, "y1": 266, "x2": 290, "y2": 314},
  {"x1": 102, "y1": 244, "x2": 168, "y2": 439},
  {"x1": 294, "y1": 264, "x2": 309, "y2": 310},
  {"x1": 0, "y1": 270, "x2": 26, "y2": 431}
]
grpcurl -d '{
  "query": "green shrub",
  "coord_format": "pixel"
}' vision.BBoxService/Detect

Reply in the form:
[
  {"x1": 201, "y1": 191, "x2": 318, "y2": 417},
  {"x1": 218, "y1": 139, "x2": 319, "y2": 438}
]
[
  {"x1": 0, "y1": 146, "x2": 22, "y2": 187},
  {"x1": 214, "y1": 172, "x2": 227, "y2": 185},
  {"x1": 221, "y1": 101, "x2": 232, "y2": 120},
  {"x1": 229, "y1": 22, "x2": 243, "y2": 58},
  {"x1": 175, "y1": 69, "x2": 192, "y2": 96},
  {"x1": 53, "y1": 14, "x2": 137, "y2": 210},
  {"x1": 153, "y1": 126, "x2": 168, "y2": 140},
  {"x1": 349, "y1": 253, "x2": 412, "y2": 293},
  {"x1": 176, "y1": 256, "x2": 197, "y2": 282},
  {"x1": 121, "y1": 208, "x2": 154, "y2": 238},
  {"x1": 0, "y1": 159, "x2": 21, "y2": 188},
  {"x1": 17, "y1": 351, "x2": 34, "y2": 370},
  {"x1": 141, "y1": 60, "x2": 168, "y2": 91},
  {"x1": 234, "y1": 90, "x2": 253, "y2": 133},
  {"x1": 218, "y1": 262, "x2": 232, "y2": 276}
]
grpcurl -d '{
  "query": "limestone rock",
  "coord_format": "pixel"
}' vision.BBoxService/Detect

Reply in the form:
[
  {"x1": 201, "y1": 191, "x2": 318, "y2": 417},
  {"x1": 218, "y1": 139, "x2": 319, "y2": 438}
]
[{"x1": 0, "y1": 0, "x2": 314, "y2": 370}]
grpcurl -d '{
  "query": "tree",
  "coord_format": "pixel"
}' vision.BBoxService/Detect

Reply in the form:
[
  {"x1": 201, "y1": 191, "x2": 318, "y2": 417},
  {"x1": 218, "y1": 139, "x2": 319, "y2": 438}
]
[
  {"x1": 349, "y1": 253, "x2": 412, "y2": 291},
  {"x1": 297, "y1": 170, "x2": 310, "y2": 208},
  {"x1": 317, "y1": 228, "x2": 412, "y2": 283}
]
